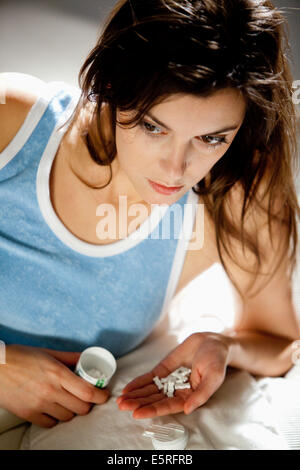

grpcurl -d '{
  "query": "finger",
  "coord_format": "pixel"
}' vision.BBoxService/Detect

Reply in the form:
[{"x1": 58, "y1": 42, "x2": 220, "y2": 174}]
[
  {"x1": 121, "y1": 364, "x2": 170, "y2": 394},
  {"x1": 118, "y1": 386, "x2": 192, "y2": 409},
  {"x1": 55, "y1": 388, "x2": 93, "y2": 416},
  {"x1": 121, "y1": 342, "x2": 198, "y2": 395},
  {"x1": 43, "y1": 403, "x2": 75, "y2": 423},
  {"x1": 40, "y1": 349, "x2": 82, "y2": 367},
  {"x1": 121, "y1": 372, "x2": 157, "y2": 394},
  {"x1": 118, "y1": 391, "x2": 164, "y2": 411},
  {"x1": 132, "y1": 395, "x2": 186, "y2": 419},
  {"x1": 183, "y1": 371, "x2": 224, "y2": 414},
  {"x1": 149, "y1": 336, "x2": 201, "y2": 375},
  {"x1": 60, "y1": 368, "x2": 110, "y2": 405},
  {"x1": 28, "y1": 412, "x2": 58, "y2": 429},
  {"x1": 117, "y1": 384, "x2": 159, "y2": 404}
]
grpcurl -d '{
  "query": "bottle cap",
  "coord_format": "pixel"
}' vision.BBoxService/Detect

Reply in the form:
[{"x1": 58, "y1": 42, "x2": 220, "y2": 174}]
[
  {"x1": 143, "y1": 423, "x2": 188, "y2": 450},
  {"x1": 75, "y1": 346, "x2": 117, "y2": 388}
]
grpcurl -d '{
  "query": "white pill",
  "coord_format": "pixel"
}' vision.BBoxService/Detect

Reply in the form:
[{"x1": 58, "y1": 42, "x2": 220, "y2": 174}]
[
  {"x1": 167, "y1": 383, "x2": 175, "y2": 398},
  {"x1": 175, "y1": 383, "x2": 191, "y2": 390},
  {"x1": 86, "y1": 368, "x2": 104, "y2": 379},
  {"x1": 152, "y1": 366, "x2": 192, "y2": 397},
  {"x1": 170, "y1": 372, "x2": 187, "y2": 381},
  {"x1": 179, "y1": 376, "x2": 188, "y2": 383},
  {"x1": 167, "y1": 375, "x2": 177, "y2": 384},
  {"x1": 174, "y1": 367, "x2": 191, "y2": 375},
  {"x1": 153, "y1": 376, "x2": 163, "y2": 390}
]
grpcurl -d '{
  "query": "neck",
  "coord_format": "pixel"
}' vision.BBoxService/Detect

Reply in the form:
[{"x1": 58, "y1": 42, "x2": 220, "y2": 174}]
[{"x1": 64, "y1": 105, "x2": 146, "y2": 208}]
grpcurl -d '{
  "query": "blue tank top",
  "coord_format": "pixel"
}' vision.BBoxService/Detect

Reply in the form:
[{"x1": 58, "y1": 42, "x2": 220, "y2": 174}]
[{"x1": 0, "y1": 77, "x2": 199, "y2": 358}]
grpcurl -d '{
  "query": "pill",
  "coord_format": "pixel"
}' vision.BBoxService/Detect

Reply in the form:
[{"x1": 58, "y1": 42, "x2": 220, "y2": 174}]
[
  {"x1": 174, "y1": 383, "x2": 191, "y2": 390},
  {"x1": 160, "y1": 377, "x2": 169, "y2": 384},
  {"x1": 153, "y1": 376, "x2": 163, "y2": 390},
  {"x1": 167, "y1": 381, "x2": 175, "y2": 397},
  {"x1": 173, "y1": 367, "x2": 191, "y2": 376},
  {"x1": 170, "y1": 372, "x2": 187, "y2": 380},
  {"x1": 152, "y1": 365, "x2": 192, "y2": 397},
  {"x1": 86, "y1": 368, "x2": 105, "y2": 379},
  {"x1": 166, "y1": 375, "x2": 177, "y2": 383}
]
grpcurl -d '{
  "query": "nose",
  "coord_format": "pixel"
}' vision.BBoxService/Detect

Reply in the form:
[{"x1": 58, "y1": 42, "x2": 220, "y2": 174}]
[{"x1": 159, "y1": 145, "x2": 188, "y2": 183}]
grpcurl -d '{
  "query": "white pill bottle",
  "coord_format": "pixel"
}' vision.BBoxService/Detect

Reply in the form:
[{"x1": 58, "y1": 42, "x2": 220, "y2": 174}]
[{"x1": 75, "y1": 346, "x2": 117, "y2": 388}]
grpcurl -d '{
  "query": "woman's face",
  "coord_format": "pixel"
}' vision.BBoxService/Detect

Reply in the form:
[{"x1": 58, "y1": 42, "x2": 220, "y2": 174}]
[{"x1": 115, "y1": 89, "x2": 247, "y2": 205}]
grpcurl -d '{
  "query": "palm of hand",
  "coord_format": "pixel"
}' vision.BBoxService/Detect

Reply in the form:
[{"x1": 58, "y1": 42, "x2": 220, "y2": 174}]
[
  {"x1": 117, "y1": 365, "x2": 196, "y2": 419},
  {"x1": 117, "y1": 333, "x2": 228, "y2": 418}
]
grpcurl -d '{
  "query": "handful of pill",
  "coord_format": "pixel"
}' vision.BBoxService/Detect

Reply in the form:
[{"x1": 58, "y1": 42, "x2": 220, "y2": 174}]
[{"x1": 153, "y1": 366, "x2": 192, "y2": 398}]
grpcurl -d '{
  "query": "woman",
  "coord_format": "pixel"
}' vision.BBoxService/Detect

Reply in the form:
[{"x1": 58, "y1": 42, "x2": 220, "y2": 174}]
[{"x1": 0, "y1": 0, "x2": 299, "y2": 428}]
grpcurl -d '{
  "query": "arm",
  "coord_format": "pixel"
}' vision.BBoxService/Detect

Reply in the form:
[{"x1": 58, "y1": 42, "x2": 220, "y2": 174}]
[
  {"x1": 223, "y1": 268, "x2": 300, "y2": 377},
  {"x1": 0, "y1": 72, "x2": 45, "y2": 153},
  {"x1": 222, "y1": 186, "x2": 300, "y2": 377},
  {"x1": 225, "y1": 330, "x2": 299, "y2": 378},
  {"x1": 118, "y1": 181, "x2": 300, "y2": 418}
]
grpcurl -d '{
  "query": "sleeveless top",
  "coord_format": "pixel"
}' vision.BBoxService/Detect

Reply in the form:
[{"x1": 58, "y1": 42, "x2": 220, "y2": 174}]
[{"x1": 0, "y1": 76, "x2": 199, "y2": 358}]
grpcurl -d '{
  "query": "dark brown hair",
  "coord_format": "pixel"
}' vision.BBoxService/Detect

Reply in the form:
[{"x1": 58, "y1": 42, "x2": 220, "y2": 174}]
[{"x1": 60, "y1": 0, "x2": 300, "y2": 299}]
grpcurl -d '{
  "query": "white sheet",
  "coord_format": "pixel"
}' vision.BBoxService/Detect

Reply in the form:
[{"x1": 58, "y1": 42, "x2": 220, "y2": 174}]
[{"x1": 19, "y1": 263, "x2": 298, "y2": 450}]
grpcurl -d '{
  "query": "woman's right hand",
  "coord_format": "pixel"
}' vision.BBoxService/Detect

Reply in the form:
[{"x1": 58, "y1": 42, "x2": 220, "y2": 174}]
[{"x1": 0, "y1": 344, "x2": 110, "y2": 428}]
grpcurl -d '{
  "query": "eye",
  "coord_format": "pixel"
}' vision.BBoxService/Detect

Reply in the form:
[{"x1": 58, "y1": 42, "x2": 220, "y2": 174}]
[
  {"x1": 139, "y1": 120, "x2": 165, "y2": 137},
  {"x1": 139, "y1": 119, "x2": 230, "y2": 148},
  {"x1": 199, "y1": 135, "x2": 229, "y2": 148}
]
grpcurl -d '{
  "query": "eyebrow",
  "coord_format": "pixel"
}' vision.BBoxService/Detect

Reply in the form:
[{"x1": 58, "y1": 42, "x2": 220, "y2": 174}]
[{"x1": 145, "y1": 112, "x2": 239, "y2": 135}]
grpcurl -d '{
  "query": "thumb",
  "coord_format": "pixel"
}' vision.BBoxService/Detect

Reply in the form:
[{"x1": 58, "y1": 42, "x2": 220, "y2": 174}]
[
  {"x1": 41, "y1": 348, "x2": 82, "y2": 366},
  {"x1": 183, "y1": 375, "x2": 208, "y2": 415},
  {"x1": 184, "y1": 368, "x2": 225, "y2": 414},
  {"x1": 183, "y1": 363, "x2": 204, "y2": 414}
]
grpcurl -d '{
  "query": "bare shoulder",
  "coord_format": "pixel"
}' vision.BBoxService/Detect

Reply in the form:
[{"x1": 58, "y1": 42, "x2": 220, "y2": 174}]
[{"x1": 0, "y1": 72, "x2": 46, "y2": 153}]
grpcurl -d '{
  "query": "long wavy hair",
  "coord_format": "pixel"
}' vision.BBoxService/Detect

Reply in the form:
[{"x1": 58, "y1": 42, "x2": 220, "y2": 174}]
[{"x1": 60, "y1": 0, "x2": 300, "y2": 300}]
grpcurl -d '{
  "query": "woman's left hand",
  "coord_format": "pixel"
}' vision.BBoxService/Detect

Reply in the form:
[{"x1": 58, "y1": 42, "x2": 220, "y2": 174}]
[{"x1": 116, "y1": 332, "x2": 232, "y2": 418}]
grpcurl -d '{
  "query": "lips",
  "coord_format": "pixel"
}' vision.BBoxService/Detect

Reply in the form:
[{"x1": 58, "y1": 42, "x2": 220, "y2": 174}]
[
  {"x1": 156, "y1": 181, "x2": 182, "y2": 189},
  {"x1": 148, "y1": 179, "x2": 184, "y2": 195}
]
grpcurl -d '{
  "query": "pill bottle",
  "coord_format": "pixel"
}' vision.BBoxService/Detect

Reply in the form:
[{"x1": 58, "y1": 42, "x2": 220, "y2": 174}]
[{"x1": 75, "y1": 346, "x2": 117, "y2": 388}]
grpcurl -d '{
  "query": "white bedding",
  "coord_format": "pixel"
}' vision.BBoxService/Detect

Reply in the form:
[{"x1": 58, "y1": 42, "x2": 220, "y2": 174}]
[{"x1": 17, "y1": 263, "x2": 300, "y2": 450}]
